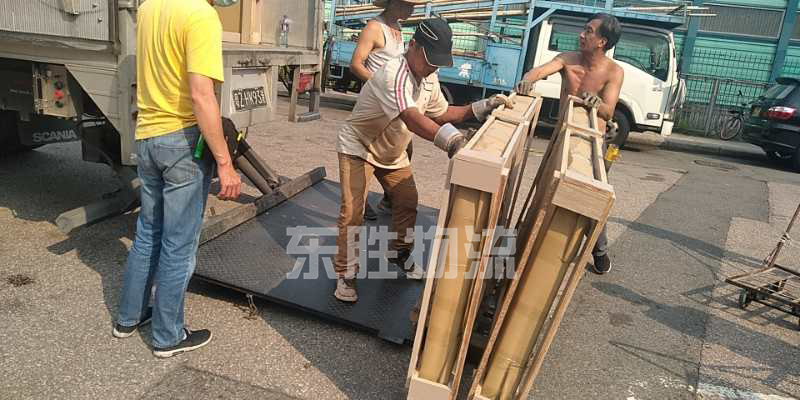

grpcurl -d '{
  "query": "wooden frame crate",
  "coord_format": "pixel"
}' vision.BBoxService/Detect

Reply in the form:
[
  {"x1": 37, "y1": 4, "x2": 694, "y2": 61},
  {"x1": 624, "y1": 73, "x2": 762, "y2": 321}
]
[
  {"x1": 469, "y1": 96, "x2": 615, "y2": 400},
  {"x1": 406, "y1": 93, "x2": 543, "y2": 400},
  {"x1": 216, "y1": 0, "x2": 262, "y2": 44}
]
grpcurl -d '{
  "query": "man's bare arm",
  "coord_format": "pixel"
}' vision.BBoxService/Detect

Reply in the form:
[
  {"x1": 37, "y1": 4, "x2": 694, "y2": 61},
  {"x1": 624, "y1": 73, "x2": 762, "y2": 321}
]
[
  {"x1": 431, "y1": 105, "x2": 473, "y2": 125},
  {"x1": 189, "y1": 73, "x2": 241, "y2": 200},
  {"x1": 597, "y1": 66, "x2": 624, "y2": 121},
  {"x1": 400, "y1": 108, "x2": 467, "y2": 158},
  {"x1": 399, "y1": 107, "x2": 440, "y2": 142},
  {"x1": 521, "y1": 55, "x2": 566, "y2": 82},
  {"x1": 349, "y1": 21, "x2": 382, "y2": 82}
]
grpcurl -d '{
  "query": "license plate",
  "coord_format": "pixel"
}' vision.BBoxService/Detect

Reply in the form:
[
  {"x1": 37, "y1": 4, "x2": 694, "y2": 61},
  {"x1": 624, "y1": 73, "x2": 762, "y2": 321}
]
[
  {"x1": 751, "y1": 106, "x2": 761, "y2": 117},
  {"x1": 232, "y1": 87, "x2": 267, "y2": 112}
]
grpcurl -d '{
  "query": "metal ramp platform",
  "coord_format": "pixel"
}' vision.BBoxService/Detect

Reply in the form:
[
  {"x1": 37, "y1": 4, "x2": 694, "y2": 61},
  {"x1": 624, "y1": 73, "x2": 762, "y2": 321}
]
[{"x1": 194, "y1": 179, "x2": 438, "y2": 344}]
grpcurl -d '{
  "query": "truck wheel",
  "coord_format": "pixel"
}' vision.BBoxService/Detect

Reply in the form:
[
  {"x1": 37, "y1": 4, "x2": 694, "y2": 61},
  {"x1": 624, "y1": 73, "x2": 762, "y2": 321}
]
[
  {"x1": 792, "y1": 148, "x2": 800, "y2": 172},
  {"x1": 441, "y1": 84, "x2": 454, "y2": 105},
  {"x1": 609, "y1": 110, "x2": 631, "y2": 149},
  {"x1": 0, "y1": 111, "x2": 39, "y2": 156}
]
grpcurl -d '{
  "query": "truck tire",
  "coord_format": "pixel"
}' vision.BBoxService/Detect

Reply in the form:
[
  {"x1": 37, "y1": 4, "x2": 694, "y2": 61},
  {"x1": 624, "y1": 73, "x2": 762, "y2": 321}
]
[
  {"x1": 609, "y1": 110, "x2": 631, "y2": 149},
  {"x1": 792, "y1": 148, "x2": 800, "y2": 172},
  {"x1": 0, "y1": 111, "x2": 39, "y2": 156},
  {"x1": 441, "y1": 84, "x2": 454, "y2": 105}
]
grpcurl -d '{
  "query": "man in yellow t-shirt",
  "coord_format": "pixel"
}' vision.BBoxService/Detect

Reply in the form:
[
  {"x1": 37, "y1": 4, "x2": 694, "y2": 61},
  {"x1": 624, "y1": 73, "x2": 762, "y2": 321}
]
[{"x1": 113, "y1": 0, "x2": 241, "y2": 358}]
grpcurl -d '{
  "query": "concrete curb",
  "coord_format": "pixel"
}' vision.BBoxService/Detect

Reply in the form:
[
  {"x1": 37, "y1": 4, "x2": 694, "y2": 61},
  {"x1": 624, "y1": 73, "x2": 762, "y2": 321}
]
[{"x1": 627, "y1": 132, "x2": 766, "y2": 162}]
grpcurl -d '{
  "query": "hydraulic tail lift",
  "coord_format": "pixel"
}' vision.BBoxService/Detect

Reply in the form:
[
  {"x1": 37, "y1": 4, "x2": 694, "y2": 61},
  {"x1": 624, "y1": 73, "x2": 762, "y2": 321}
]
[{"x1": 193, "y1": 121, "x2": 432, "y2": 344}]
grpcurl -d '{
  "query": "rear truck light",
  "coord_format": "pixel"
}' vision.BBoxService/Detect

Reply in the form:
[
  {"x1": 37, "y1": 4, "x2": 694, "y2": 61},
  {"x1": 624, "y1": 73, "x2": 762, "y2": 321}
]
[{"x1": 766, "y1": 106, "x2": 796, "y2": 121}]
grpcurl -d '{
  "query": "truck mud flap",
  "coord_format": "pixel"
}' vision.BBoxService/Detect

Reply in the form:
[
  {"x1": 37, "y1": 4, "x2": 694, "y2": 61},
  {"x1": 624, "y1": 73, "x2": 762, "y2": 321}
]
[
  {"x1": 194, "y1": 178, "x2": 438, "y2": 344},
  {"x1": 18, "y1": 115, "x2": 81, "y2": 146}
]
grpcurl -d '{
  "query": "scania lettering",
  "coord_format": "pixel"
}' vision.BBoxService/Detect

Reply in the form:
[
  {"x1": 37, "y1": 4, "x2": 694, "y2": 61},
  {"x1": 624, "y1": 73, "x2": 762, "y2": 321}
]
[{"x1": 32, "y1": 129, "x2": 78, "y2": 143}]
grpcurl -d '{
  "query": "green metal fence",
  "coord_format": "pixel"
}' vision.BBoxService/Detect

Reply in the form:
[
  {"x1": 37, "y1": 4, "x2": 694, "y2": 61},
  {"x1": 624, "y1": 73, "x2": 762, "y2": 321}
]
[{"x1": 675, "y1": 46, "x2": 800, "y2": 136}]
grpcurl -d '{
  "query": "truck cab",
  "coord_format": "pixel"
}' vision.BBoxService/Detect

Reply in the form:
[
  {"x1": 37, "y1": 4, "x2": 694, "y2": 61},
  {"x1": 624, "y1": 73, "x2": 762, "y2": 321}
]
[{"x1": 532, "y1": 16, "x2": 685, "y2": 145}]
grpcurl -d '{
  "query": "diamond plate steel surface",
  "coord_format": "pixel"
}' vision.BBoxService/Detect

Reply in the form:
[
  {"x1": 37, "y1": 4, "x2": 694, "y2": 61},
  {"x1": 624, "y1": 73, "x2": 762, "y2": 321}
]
[{"x1": 195, "y1": 180, "x2": 438, "y2": 343}]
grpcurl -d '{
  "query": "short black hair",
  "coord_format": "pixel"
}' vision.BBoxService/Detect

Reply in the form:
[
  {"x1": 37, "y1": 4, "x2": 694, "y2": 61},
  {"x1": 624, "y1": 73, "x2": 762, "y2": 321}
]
[{"x1": 589, "y1": 13, "x2": 621, "y2": 51}]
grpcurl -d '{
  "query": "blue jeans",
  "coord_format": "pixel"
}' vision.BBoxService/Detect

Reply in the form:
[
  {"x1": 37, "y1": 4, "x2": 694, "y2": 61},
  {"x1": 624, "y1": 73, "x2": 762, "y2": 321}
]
[{"x1": 116, "y1": 125, "x2": 213, "y2": 348}]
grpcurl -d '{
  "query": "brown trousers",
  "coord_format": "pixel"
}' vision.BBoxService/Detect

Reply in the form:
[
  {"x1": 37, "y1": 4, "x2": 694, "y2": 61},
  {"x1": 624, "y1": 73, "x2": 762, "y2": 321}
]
[{"x1": 335, "y1": 153, "x2": 418, "y2": 276}]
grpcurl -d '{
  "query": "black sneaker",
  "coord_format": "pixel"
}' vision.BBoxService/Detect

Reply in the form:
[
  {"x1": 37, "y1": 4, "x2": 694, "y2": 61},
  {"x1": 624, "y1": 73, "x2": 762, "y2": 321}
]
[
  {"x1": 591, "y1": 254, "x2": 611, "y2": 275},
  {"x1": 112, "y1": 307, "x2": 153, "y2": 338},
  {"x1": 152, "y1": 328, "x2": 212, "y2": 358},
  {"x1": 363, "y1": 203, "x2": 378, "y2": 221}
]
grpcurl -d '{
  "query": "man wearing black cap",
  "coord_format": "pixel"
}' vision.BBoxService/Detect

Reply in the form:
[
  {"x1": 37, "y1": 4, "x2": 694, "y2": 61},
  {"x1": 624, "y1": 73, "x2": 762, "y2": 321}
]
[{"x1": 333, "y1": 17, "x2": 512, "y2": 302}]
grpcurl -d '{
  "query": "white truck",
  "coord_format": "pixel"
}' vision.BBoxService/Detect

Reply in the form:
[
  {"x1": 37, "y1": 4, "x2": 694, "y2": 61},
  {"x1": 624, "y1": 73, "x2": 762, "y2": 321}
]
[{"x1": 0, "y1": 0, "x2": 324, "y2": 231}]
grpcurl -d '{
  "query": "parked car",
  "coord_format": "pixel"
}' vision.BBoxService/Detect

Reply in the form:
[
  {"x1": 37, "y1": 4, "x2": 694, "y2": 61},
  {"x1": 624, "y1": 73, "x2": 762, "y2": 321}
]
[{"x1": 742, "y1": 77, "x2": 800, "y2": 171}]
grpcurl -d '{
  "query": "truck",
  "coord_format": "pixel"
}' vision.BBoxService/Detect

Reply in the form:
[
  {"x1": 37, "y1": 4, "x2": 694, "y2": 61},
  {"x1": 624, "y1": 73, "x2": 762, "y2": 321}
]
[
  {"x1": 325, "y1": 0, "x2": 688, "y2": 147},
  {"x1": 0, "y1": 0, "x2": 325, "y2": 231}
]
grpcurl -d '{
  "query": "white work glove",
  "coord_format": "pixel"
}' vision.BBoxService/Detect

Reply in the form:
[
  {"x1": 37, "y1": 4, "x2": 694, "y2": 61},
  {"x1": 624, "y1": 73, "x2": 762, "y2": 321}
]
[
  {"x1": 580, "y1": 92, "x2": 603, "y2": 109},
  {"x1": 471, "y1": 94, "x2": 514, "y2": 122},
  {"x1": 515, "y1": 80, "x2": 535, "y2": 95},
  {"x1": 434, "y1": 123, "x2": 466, "y2": 158}
]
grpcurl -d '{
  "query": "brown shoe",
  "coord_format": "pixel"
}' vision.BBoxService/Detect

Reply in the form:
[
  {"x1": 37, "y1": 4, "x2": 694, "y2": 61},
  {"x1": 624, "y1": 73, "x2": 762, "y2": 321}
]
[{"x1": 334, "y1": 276, "x2": 358, "y2": 302}]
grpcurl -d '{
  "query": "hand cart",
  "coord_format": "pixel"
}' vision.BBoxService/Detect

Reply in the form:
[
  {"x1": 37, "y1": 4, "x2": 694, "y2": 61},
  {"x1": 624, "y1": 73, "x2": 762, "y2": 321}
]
[{"x1": 725, "y1": 201, "x2": 800, "y2": 328}]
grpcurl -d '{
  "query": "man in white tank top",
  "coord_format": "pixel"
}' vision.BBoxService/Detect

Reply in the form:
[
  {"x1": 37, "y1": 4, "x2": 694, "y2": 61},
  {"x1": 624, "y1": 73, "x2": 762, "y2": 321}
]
[
  {"x1": 350, "y1": 0, "x2": 424, "y2": 82},
  {"x1": 350, "y1": 0, "x2": 428, "y2": 221}
]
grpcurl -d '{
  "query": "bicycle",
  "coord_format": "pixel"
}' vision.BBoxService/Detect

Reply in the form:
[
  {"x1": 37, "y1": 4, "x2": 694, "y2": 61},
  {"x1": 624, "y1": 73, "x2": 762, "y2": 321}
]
[{"x1": 717, "y1": 90, "x2": 749, "y2": 141}]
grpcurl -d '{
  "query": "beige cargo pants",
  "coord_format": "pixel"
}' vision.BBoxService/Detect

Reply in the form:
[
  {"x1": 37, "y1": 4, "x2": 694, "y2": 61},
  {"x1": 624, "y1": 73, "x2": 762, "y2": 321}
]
[{"x1": 335, "y1": 153, "x2": 418, "y2": 277}]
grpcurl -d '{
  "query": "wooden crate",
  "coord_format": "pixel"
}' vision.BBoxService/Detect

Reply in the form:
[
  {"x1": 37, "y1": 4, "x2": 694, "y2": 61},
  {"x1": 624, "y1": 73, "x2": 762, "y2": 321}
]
[
  {"x1": 469, "y1": 96, "x2": 615, "y2": 400},
  {"x1": 406, "y1": 93, "x2": 543, "y2": 400},
  {"x1": 216, "y1": 0, "x2": 262, "y2": 44}
]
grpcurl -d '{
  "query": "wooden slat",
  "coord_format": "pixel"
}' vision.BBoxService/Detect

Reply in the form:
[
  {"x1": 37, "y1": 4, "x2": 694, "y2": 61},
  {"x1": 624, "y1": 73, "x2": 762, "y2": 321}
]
[
  {"x1": 408, "y1": 375, "x2": 453, "y2": 400},
  {"x1": 240, "y1": 0, "x2": 262, "y2": 44},
  {"x1": 222, "y1": 31, "x2": 242, "y2": 43},
  {"x1": 552, "y1": 170, "x2": 614, "y2": 221},
  {"x1": 450, "y1": 118, "x2": 519, "y2": 193},
  {"x1": 216, "y1": 2, "x2": 244, "y2": 36}
]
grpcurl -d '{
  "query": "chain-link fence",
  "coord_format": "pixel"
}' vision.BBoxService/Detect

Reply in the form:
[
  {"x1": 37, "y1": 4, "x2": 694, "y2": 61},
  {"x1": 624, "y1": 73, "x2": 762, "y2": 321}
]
[{"x1": 675, "y1": 75, "x2": 769, "y2": 136}]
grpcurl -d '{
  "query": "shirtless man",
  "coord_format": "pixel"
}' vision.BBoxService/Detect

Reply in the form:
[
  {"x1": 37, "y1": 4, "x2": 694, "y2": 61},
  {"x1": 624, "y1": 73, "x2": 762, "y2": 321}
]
[{"x1": 515, "y1": 13, "x2": 623, "y2": 274}]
